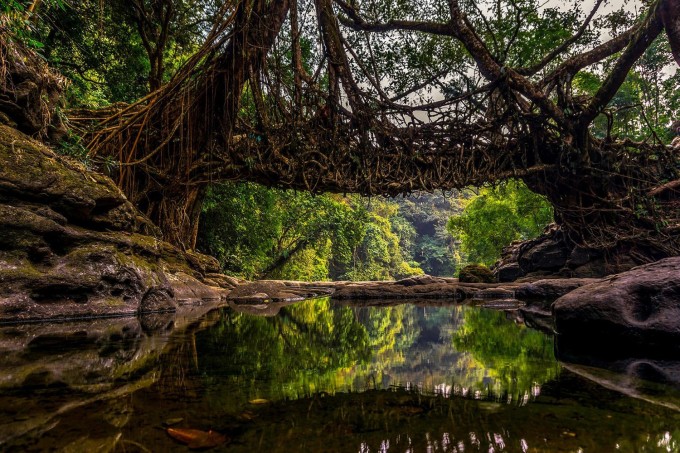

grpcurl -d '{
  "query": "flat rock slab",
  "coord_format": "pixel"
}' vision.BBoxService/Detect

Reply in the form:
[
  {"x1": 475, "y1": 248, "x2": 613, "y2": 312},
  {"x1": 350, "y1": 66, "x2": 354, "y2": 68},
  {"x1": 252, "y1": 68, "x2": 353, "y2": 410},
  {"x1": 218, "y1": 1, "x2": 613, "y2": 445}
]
[
  {"x1": 515, "y1": 278, "x2": 599, "y2": 300},
  {"x1": 227, "y1": 281, "x2": 335, "y2": 304},
  {"x1": 225, "y1": 274, "x2": 606, "y2": 307},
  {"x1": 471, "y1": 289, "x2": 517, "y2": 300},
  {"x1": 554, "y1": 257, "x2": 680, "y2": 355},
  {"x1": 477, "y1": 299, "x2": 523, "y2": 310}
]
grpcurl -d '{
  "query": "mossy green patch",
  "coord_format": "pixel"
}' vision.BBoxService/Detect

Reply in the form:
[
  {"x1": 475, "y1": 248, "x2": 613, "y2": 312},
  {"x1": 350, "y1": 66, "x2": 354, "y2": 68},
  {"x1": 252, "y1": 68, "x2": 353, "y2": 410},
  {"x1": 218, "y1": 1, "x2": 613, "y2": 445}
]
[{"x1": 459, "y1": 264, "x2": 495, "y2": 283}]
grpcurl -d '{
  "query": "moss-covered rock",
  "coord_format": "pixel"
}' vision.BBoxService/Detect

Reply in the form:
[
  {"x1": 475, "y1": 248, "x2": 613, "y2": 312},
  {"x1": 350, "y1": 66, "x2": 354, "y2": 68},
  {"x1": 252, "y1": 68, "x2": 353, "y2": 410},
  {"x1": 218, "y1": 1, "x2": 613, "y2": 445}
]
[
  {"x1": 0, "y1": 126, "x2": 230, "y2": 322},
  {"x1": 458, "y1": 264, "x2": 495, "y2": 283},
  {"x1": 0, "y1": 125, "x2": 147, "y2": 232}
]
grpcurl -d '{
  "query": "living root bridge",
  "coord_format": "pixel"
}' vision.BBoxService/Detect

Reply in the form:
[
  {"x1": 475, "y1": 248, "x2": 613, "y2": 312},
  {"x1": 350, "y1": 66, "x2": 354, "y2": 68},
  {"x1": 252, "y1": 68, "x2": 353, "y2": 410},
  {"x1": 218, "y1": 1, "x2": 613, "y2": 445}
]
[{"x1": 69, "y1": 0, "x2": 680, "y2": 257}]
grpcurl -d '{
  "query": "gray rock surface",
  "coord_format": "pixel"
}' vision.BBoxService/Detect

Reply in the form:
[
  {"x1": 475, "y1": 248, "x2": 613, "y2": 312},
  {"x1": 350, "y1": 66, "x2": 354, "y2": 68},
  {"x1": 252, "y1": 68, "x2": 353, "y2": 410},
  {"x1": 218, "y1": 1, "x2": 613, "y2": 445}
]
[
  {"x1": 518, "y1": 238, "x2": 568, "y2": 272},
  {"x1": 553, "y1": 257, "x2": 680, "y2": 354},
  {"x1": 496, "y1": 263, "x2": 525, "y2": 282},
  {"x1": 493, "y1": 225, "x2": 648, "y2": 282},
  {"x1": 515, "y1": 278, "x2": 599, "y2": 300}
]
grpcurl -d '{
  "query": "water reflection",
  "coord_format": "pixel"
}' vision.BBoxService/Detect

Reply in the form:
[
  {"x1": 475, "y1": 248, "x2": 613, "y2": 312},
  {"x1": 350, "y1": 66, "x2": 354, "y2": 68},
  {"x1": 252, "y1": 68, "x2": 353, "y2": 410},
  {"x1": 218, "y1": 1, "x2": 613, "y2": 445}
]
[
  {"x1": 1, "y1": 300, "x2": 680, "y2": 452},
  {"x1": 197, "y1": 301, "x2": 559, "y2": 404}
]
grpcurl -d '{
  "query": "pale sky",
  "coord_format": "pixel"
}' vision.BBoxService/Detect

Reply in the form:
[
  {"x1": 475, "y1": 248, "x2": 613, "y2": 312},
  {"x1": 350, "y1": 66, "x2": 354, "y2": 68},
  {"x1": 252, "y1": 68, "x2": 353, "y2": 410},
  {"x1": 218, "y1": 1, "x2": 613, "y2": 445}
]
[{"x1": 546, "y1": 0, "x2": 641, "y2": 13}]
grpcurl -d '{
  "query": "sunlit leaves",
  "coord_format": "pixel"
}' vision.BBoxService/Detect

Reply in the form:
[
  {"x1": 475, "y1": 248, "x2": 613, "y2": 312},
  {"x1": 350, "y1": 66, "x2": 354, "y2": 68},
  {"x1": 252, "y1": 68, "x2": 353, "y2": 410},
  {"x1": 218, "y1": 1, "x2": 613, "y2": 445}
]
[{"x1": 447, "y1": 180, "x2": 553, "y2": 267}]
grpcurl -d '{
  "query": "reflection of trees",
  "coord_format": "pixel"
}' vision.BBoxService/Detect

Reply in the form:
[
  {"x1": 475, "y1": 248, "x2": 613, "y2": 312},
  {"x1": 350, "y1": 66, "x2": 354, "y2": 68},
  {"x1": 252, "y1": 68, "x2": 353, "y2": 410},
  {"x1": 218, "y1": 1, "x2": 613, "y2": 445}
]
[
  {"x1": 196, "y1": 298, "x2": 371, "y2": 400},
  {"x1": 452, "y1": 308, "x2": 560, "y2": 401},
  {"x1": 360, "y1": 305, "x2": 420, "y2": 356},
  {"x1": 195, "y1": 303, "x2": 559, "y2": 406},
  {"x1": 350, "y1": 305, "x2": 421, "y2": 387}
]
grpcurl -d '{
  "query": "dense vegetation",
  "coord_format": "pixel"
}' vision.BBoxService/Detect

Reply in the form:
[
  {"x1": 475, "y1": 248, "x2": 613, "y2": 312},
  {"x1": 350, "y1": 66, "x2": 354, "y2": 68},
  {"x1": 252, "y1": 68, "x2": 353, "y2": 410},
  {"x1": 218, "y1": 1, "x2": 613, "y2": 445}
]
[
  {"x1": 198, "y1": 184, "x2": 455, "y2": 281},
  {"x1": 197, "y1": 180, "x2": 552, "y2": 280},
  {"x1": 448, "y1": 181, "x2": 554, "y2": 267},
  {"x1": 3, "y1": 0, "x2": 679, "y2": 280}
]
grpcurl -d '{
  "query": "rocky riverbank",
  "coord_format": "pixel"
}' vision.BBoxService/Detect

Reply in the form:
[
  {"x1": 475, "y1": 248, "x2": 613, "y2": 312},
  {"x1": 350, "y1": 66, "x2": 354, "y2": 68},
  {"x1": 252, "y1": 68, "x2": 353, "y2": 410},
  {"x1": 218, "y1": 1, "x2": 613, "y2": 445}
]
[
  {"x1": 492, "y1": 224, "x2": 662, "y2": 282},
  {"x1": 224, "y1": 262, "x2": 680, "y2": 359},
  {"x1": 554, "y1": 257, "x2": 680, "y2": 355},
  {"x1": 226, "y1": 274, "x2": 597, "y2": 303},
  {"x1": 0, "y1": 124, "x2": 240, "y2": 323}
]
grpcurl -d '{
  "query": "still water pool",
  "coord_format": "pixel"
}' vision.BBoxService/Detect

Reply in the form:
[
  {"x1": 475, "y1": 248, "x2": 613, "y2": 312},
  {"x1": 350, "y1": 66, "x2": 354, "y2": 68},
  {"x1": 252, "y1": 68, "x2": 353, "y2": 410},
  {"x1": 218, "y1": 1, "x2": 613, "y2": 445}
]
[{"x1": 1, "y1": 300, "x2": 679, "y2": 452}]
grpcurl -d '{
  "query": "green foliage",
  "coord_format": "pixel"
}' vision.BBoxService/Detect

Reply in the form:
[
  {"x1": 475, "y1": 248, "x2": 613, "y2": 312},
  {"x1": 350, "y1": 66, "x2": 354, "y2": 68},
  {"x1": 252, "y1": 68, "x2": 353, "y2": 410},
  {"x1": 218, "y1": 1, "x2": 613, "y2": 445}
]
[
  {"x1": 572, "y1": 36, "x2": 679, "y2": 143},
  {"x1": 341, "y1": 198, "x2": 424, "y2": 281},
  {"x1": 1, "y1": 0, "x2": 66, "y2": 50},
  {"x1": 198, "y1": 183, "x2": 277, "y2": 279},
  {"x1": 199, "y1": 184, "x2": 425, "y2": 281},
  {"x1": 56, "y1": 131, "x2": 89, "y2": 162},
  {"x1": 395, "y1": 193, "x2": 464, "y2": 276},
  {"x1": 452, "y1": 308, "x2": 559, "y2": 398},
  {"x1": 203, "y1": 181, "x2": 560, "y2": 282},
  {"x1": 199, "y1": 183, "x2": 365, "y2": 281},
  {"x1": 447, "y1": 180, "x2": 553, "y2": 267},
  {"x1": 21, "y1": 0, "x2": 215, "y2": 106}
]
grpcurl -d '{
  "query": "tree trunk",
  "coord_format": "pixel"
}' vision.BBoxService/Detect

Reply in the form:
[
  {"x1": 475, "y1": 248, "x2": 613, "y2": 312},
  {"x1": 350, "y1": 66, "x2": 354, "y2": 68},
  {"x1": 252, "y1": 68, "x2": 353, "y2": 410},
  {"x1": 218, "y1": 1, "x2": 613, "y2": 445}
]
[
  {"x1": 522, "y1": 139, "x2": 680, "y2": 260},
  {"x1": 143, "y1": 184, "x2": 206, "y2": 250},
  {"x1": 662, "y1": 0, "x2": 680, "y2": 66},
  {"x1": 121, "y1": 0, "x2": 291, "y2": 250}
]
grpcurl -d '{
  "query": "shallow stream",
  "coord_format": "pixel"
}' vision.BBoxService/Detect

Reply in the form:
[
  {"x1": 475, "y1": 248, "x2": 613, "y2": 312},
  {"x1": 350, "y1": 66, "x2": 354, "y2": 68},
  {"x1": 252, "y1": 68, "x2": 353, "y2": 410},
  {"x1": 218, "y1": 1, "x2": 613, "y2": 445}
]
[{"x1": 1, "y1": 299, "x2": 679, "y2": 452}]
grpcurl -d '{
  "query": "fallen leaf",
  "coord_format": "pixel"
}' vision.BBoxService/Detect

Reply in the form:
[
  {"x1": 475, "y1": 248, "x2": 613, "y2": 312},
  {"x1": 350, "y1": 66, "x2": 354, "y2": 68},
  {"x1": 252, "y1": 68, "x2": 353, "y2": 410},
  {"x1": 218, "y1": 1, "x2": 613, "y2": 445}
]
[
  {"x1": 167, "y1": 427, "x2": 229, "y2": 450},
  {"x1": 249, "y1": 398, "x2": 269, "y2": 405},
  {"x1": 163, "y1": 418, "x2": 184, "y2": 426}
]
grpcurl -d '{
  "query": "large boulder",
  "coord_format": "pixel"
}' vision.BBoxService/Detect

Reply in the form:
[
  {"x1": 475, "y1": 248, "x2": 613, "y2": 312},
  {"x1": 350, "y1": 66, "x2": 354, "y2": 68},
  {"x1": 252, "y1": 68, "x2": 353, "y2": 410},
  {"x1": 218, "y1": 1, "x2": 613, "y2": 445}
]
[
  {"x1": 495, "y1": 263, "x2": 525, "y2": 282},
  {"x1": 458, "y1": 264, "x2": 495, "y2": 283},
  {"x1": 518, "y1": 237, "x2": 568, "y2": 272},
  {"x1": 553, "y1": 257, "x2": 680, "y2": 355},
  {"x1": 0, "y1": 126, "x2": 228, "y2": 322}
]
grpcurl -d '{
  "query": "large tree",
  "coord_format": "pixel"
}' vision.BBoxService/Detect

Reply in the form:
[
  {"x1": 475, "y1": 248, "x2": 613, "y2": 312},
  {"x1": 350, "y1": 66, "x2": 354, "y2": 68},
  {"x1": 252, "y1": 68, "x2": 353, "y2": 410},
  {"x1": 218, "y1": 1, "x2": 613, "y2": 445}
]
[{"x1": 49, "y1": 0, "x2": 680, "y2": 257}]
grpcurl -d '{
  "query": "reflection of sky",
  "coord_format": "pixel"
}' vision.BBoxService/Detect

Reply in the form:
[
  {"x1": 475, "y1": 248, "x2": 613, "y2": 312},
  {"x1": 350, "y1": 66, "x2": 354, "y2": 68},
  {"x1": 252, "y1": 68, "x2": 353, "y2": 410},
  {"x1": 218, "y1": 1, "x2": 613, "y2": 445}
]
[{"x1": 544, "y1": 0, "x2": 641, "y2": 14}]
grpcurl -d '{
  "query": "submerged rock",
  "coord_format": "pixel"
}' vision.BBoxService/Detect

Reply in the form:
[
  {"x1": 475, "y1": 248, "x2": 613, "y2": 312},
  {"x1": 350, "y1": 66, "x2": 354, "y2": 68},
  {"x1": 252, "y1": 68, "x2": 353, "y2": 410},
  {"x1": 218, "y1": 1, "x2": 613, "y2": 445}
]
[{"x1": 553, "y1": 257, "x2": 680, "y2": 355}]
